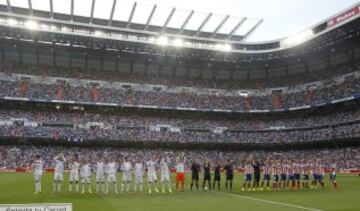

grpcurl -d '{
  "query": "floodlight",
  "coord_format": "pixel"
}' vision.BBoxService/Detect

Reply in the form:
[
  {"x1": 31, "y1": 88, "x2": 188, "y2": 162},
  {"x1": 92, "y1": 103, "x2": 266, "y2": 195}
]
[
  {"x1": 282, "y1": 30, "x2": 313, "y2": 47},
  {"x1": 7, "y1": 18, "x2": 17, "y2": 26},
  {"x1": 173, "y1": 38, "x2": 184, "y2": 47},
  {"x1": 223, "y1": 44, "x2": 232, "y2": 51},
  {"x1": 215, "y1": 43, "x2": 223, "y2": 50},
  {"x1": 94, "y1": 30, "x2": 102, "y2": 36},
  {"x1": 25, "y1": 20, "x2": 38, "y2": 30},
  {"x1": 157, "y1": 36, "x2": 169, "y2": 46}
]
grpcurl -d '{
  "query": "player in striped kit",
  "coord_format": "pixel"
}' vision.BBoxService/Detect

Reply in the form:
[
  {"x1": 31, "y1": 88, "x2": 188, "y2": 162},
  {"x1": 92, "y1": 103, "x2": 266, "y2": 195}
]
[
  {"x1": 80, "y1": 160, "x2": 92, "y2": 194},
  {"x1": 31, "y1": 154, "x2": 43, "y2": 194},
  {"x1": 242, "y1": 160, "x2": 253, "y2": 191},
  {"x1": 106, "y1": 159, "x2": 119, "y2": 194},
  {"x1": 271, "y1": 162, "x2": 280, "y2": 190},
  {"x1": 286, "y1": 162, "x2": 293, "y2": 189},
  {"x1": 160, "y1": 157, "x2": 172, "y2": 193},
  {"x1": 121, "y1": 157, "x2": 132, "y2": 193},
  {"x1": 134, "y1": 158, "x2": 144, "y2": 192},
  {"x1": 69, "y1": 155, "x2": 80, "y2": 192},
  {"x1": 302, "y1": 162, "x2": 310, "y2": 189},
  {"x1": 53, "y1": 154, "x2": 65, "y2": 193},
  {"x1": 146, "y1": 157, "x2": 159, "y2": 194},
  {"x1": 280, "y1": 162, "x2": 287, "y2": 189},
  {"x1": 317, "y1": 162, "x2": 325, "y2": 188},
  {"x1": 261, "y1": 160, "x2": 271, "y2": 191},
  {"x1": 329, "y1": 162, "x2": 338, "y2": 189},
  {"x1": 310, "y1": 162, "x2": 317, "y2": 189},
  {"x1": 292, "y1": 162, "x2": 301, "y2": 190}
]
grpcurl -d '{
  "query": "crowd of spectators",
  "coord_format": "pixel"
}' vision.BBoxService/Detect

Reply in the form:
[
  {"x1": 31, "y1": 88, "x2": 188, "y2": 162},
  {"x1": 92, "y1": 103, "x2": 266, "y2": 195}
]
[
  {"x1": 0, "y1": 71, "x2": 359, "y2": 111},
  {"x1": 0, "y1": 145, "x2": 359, "y2": 170},
  {"x1": 0, "y1": 121, "x2": 359, "y2": 144},
  {"x1": 2, "y1": 61, "x2": 359, "y2": 90},
  {"x1": 0, "y1": 108, "x2": 359, "y2": 130}
]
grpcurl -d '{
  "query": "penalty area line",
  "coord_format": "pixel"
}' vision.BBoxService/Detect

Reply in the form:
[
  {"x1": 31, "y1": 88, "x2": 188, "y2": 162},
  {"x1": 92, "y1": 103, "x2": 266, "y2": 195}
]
[{"x1": 211, "y1": 191, "x2": 323, "y2": 211}]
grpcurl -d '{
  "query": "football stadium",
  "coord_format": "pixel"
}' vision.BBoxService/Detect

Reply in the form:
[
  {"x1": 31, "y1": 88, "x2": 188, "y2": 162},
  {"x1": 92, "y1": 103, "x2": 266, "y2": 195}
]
[{"x1": 0, "y1": 0, "x2": 360, "y2": 210}]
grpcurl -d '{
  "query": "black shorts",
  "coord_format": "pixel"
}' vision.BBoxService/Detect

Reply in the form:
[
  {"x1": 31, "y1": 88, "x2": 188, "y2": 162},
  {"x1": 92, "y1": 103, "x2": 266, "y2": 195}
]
[
  {"x1": 192, "y1": 173, "x2": 199, "y2": 180},
  {"x1": 226, "y1": 174, "x2": 233, "y2": 181},
  {"x1": 204, "y1": 174, "x2": 211, "y2": 180},
  {"x1": 214, "y1": 174, "x2": 221, "y2": 181}
]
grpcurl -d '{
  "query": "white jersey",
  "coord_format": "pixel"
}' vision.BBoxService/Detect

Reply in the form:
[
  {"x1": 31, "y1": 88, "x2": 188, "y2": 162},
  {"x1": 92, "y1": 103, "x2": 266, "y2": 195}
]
[
  {"x1": 32, "y1": 159, "x2": 43, "y2": 176},
  {"x1": 96, "y1": 162, "x2": 105, "y2": 176},
  {"x1": 107, "y1": 162, "x2": 118, "y2": 176},
  {"x1": 54, "y1": 158, "x2": 65, "y2": 174},
  {"x1": 70, "y1": 161, "x2": 80, "y2": 175},
  {"x1": 81, "y1": 164, "x2": 92, "y2": 178},
  {"x1": 160, "y1": 160, "x2": 170, "y2": 176},
  {"x1": 176, "y1": 163, "x2": 185, "y2": 173},
  {"x1": 134, "y1": 163, "x2": 143, "y2": 176},
  {"x1": 147, "y1": 161, "x2": 156, "y2": 174},
  {"x1": 122, "y1": 162, "x2": 132, "y2": 173}
]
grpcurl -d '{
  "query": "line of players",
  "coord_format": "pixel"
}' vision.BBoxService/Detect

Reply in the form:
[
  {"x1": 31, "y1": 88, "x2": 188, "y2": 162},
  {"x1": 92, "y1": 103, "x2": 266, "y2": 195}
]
[
  {"x1": 241, "y1": 159, "x2": 338, "y2": 191},
  {"x1": 31, "y1": 154, "x2": 338, "y2": 194}
]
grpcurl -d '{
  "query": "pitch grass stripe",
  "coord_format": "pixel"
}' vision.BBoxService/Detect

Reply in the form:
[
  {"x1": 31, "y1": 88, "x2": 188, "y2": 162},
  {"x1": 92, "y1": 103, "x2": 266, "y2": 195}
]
[{"x1": 211, "y1": 191, "x2": 323, "y2": 211}]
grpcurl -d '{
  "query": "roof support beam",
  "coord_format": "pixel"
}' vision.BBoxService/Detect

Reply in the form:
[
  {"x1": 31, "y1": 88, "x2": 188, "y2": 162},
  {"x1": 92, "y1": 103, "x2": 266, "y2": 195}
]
[
  {"x1": 70, "y1": 0, "x2": 74, "y2": 21},
  {"x1": 28, "y1": 0, "x2": 33, "y2": 16},
  {"x1": 196, "y1": 13, "x2": 212, "y2": 35},
  {"x1": 212, "y1": 15, "x2": 229, "y2": 37},
  {"x1": 145, "y1": 5, "x2": 157, "y2": 30},
  {"x1": 126, "y1": 2, "x2": 137, "y2": 28},
  {"x1": 49, "y1": 0, "x2": 54, "y2": 18},
  {"x1": 228, "y1": 17, "x2": 246, "y2": 39},
  {"x1": 242, "y1": 19, "x2": 263, "y2": 41},
  {"x1": 162, "y1": 7, "x2": 176, "y2": 32},
  {"x1": 90, "y1": 0, "x2": 96, "y2": 24},
  {"x1": 179, "y1": 10, "x2": 194, "y2": 34},
  {"x1": 6, "y1": 0, "x2": 11, "y2": 13},
  {"x1": 108, "y1": 0, "x2": 117, "y2": 26}
]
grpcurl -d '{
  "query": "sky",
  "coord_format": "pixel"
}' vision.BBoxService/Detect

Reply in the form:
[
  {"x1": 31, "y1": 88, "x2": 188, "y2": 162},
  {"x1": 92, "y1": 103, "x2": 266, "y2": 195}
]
[{"x1": 1, "y1": 0, "x2": 359, "y2": 42}]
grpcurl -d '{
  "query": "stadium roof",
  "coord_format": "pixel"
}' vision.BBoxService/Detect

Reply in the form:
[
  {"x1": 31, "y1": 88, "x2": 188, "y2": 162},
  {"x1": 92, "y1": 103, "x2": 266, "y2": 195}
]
[
  {"x1": 0, "y1": 0, "x2": 359, "y2": 54},
  {"x1": 0, "y1": 0, "x2": 262, "y2": 41}
]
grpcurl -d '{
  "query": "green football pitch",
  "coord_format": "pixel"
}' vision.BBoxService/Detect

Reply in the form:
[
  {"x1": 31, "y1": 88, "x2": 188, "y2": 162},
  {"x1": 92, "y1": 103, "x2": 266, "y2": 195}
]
[{"x1": 0, "y1": 173, "x2": 359, "y2": 211}]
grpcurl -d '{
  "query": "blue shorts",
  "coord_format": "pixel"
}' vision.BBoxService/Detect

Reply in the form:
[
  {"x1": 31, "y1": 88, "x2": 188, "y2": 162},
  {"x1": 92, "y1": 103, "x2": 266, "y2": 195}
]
[
  {"x1": 288, "y1": 175, "x2": 294, "y2": 181},
  {"x1": 303, "y1": 175, "x2": 309, "y2": 181},
  {"x1": 330, "y1": 174, "x2": 336, "y2": 181},
  {"x1": 312, "y1": 174, "x2": 318, "y2": 180},
  {"x1": 244, "y1": 174, "x2": 252, "y2": 182},
  {"x1": 263, "y1": 174, "x2": 271, "y2": 181},
  {"x1": 281, "y1": 174, "x2": 286, "y2": 181},
  {"x1": 293, "y1": 174, "x2": 300, "y2": 180},
  {"x1": 317, "y1": 175, "x2": 323, "y2": 181},
  {"x1": 273, "y1": 175, "x2": 279, "y2": 182}
]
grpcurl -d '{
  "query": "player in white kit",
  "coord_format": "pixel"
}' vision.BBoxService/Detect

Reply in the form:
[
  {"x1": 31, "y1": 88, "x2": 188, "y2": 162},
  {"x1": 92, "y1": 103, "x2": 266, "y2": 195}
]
[
  {"x1": 53, "y1": 154, "x2": 66, "y2": 193},
  {"x1": 134, "y1": 158, "x2": 144, "y2": 192},
  {"x1": 121, "y1": 157, "x2": 132, "y2": 192},
  {"x1": 105, "y1": 159, "x2": 119, "y2": 194},
  {"x1": 81, "y1": 160, "x2": 92, "y2": 194},
  {"x1": 160, "y1": 157, "x2": 172, "y2": 193},
  {"x1": 146, "y1": 158, "x2": 159, "y2": 194},
  {"x1": 32, "y1": 154, "x2": 43, "y2": 194},
  {"x1": 95, "y1": 159, "x2": 105, "y2": 193},
  {"x1": 69, "y1": 155, "x2": 80, "y2": 192}
]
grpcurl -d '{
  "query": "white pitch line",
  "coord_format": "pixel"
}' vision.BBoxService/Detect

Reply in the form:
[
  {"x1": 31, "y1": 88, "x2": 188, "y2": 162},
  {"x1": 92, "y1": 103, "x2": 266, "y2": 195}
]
[{"x1": 211, "y1": 191, "x2": 323, "y2": 211}]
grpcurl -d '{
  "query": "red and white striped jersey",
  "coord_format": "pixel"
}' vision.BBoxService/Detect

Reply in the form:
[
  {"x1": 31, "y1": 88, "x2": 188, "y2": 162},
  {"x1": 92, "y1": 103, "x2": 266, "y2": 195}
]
[
  {"x1": 330, "y1": 163, "x2": 337, "y2": 175},
  {"x1": 263, "y1": 164, "x2": 271, "y2": 175},
  {"x1": 271, "y1": 165, "x2": 279, "y2": 175},
  {"x1": 244, "y1": 164, "x2": 252, "y2": 174},
  {"x1": 286, "y1": 164, "x2": 292, "y2": 175}
]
